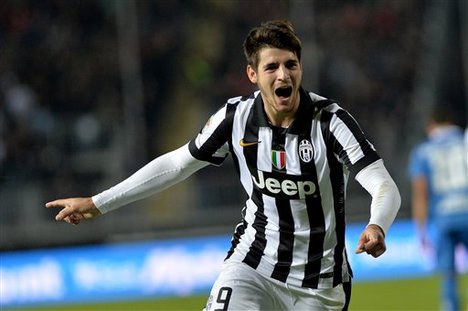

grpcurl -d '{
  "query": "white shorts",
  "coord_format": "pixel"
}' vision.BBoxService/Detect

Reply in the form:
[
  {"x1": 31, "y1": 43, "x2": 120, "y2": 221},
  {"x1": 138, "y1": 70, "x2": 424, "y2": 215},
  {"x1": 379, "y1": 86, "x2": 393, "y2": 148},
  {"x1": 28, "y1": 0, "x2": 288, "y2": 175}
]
[{"x1": 204, "y1": 262, "x2": 350, "y2": 311}]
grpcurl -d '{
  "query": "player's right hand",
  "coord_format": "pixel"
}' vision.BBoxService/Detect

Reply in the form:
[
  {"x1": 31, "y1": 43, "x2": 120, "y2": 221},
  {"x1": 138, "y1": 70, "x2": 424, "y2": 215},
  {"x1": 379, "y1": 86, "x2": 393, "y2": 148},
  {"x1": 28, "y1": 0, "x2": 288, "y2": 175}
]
[{"x1": 45, "y1": 197, "x2": 101, "y2": 225}]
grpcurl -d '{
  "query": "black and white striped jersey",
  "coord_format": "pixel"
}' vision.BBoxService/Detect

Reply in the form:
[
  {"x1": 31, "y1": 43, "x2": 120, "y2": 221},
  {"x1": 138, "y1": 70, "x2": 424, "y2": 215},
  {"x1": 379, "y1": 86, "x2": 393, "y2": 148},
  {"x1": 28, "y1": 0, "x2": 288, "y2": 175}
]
[{"x1": 188, "y1": 87, "x2": 380, "y2": 289}]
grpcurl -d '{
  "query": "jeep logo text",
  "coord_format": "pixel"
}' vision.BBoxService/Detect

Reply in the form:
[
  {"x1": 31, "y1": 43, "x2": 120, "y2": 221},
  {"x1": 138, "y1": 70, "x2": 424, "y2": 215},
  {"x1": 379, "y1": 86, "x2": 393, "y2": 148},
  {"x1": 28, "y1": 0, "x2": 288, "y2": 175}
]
[{"x1": 252, "y1": 170, "x2": 316, "y2": 199}]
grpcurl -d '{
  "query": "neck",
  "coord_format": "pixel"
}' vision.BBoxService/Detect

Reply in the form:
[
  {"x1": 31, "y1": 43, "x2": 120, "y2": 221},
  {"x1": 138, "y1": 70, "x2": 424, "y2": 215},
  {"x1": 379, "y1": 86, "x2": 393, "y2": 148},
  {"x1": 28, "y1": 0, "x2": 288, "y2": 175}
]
[
  {"x1": 263, "y1": 93, "x2": 300, "y2": 128},
  {"x1": 267, "y1": 113, "x2": 295, "y2": 128}
]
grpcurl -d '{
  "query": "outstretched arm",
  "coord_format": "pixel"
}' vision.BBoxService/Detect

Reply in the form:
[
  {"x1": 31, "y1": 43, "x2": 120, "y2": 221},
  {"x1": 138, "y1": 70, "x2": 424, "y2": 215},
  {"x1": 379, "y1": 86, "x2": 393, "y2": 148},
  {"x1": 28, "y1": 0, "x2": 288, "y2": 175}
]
[
  {"x1": 354, "y1": 160, "x2": 401, "y2": 257},
  {"x1": 46, "y1": 144, "x2": 209, "y2": 225}
]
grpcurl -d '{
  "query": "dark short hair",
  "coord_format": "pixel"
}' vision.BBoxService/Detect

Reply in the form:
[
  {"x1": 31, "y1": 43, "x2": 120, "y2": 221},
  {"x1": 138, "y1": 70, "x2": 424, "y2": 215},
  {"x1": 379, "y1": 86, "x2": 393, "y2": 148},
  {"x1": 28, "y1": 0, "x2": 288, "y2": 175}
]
[
  {"x1": 429, "y1": 104, "x2": 457, "y2": 124},
  {"x1": 243, "y1": 20, "x2": 302, "y2": 69}
]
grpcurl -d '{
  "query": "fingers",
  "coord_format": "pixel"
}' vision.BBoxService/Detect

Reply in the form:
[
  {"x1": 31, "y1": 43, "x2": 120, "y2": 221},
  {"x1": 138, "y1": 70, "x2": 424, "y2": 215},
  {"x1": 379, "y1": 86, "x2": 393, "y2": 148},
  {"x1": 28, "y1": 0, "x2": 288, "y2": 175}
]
[
  {"x1": 355, "y1": 225, "x2": 387, "y2": 258},
  {"x1": 355, "y1": 243, "x2": 366, "y2": 254},
  {"x1": 55, "y1": 206, "x2": 75, "y2": 221},
  {"x1": 363, "y1": 242, "x2": 386, "y2": 257},
  {"x1": 45, "y1": 197, "x2": 99, "y2": 225},
  {"x1": 355, "y1": 240, "x2": 386, "y2": 257},
  {"x1": 372, "y1": 246, "x2": 386, "y2": 258},
  {"x1": 45, "y1": 198, "x2": 80, "y2": 222},
  {"x1": 45, "y1": 199, "x2": 72, "y2": 221},
  {"x1": 64, "y1": 213, "x2": 83, "y2": 225},
  {"x1": 45, "y1": 199, "x2": 68, "y2": 209}
]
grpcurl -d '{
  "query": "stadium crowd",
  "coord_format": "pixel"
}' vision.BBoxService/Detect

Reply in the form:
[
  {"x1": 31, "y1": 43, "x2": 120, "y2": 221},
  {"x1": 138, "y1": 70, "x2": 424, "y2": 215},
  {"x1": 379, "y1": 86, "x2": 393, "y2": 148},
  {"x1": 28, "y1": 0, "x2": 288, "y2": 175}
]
[{"x1": 0, "y1": 0, "x2": 454, "y2": 249}]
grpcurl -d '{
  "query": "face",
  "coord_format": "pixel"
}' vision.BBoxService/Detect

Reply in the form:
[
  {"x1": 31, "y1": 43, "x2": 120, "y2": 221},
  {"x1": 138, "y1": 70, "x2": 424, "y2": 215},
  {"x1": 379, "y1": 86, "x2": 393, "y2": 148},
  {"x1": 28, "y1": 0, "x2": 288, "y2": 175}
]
[{"x1": 247, "y1": 47, "x2": 302, "y2": 126}]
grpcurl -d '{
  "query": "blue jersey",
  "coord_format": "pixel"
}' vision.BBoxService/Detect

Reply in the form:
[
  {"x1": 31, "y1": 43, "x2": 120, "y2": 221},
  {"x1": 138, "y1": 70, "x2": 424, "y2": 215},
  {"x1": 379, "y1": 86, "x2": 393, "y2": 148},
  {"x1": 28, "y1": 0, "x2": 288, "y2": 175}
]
[{"x1": 408, "y1": 126, "x2": 468, "y2": 231}]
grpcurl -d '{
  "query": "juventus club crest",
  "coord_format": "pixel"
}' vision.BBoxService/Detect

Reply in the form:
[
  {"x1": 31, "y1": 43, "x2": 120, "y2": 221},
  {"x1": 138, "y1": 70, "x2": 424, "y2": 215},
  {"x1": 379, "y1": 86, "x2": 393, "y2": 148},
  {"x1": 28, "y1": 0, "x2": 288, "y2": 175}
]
[
  {"x1": 272, "y1": 149, "x2": 286, "y2": 170},
  {"x1": 299, "y1": 139, "x2": 314, "y2": 163}
]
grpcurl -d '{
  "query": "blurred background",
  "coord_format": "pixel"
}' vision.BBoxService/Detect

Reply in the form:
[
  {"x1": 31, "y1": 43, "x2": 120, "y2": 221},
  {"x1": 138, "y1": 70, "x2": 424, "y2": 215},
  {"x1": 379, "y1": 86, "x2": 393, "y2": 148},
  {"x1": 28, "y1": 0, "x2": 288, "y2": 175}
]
[
  {"x1": 1, "y1": 0, "x2": 467, "y2": 309},
  {"x1": 1, "y1": 0, "x2": 466, "y2": 250}
]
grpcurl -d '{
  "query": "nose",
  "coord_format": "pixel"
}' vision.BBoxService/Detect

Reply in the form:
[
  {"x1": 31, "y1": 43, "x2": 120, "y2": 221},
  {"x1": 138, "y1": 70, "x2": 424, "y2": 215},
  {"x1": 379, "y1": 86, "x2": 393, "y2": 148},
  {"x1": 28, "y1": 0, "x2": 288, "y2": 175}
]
[{"x1": 278, "y1": 65, "x2": 290, "y2": 81}]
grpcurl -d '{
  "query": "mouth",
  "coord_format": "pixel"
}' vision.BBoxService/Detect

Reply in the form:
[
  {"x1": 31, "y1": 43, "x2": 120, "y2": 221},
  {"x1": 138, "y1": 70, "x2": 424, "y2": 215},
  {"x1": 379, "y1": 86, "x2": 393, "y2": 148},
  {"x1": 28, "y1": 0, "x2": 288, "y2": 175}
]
[{"x1": 275, "y1": 86, "x2": 293, "y2": 98}]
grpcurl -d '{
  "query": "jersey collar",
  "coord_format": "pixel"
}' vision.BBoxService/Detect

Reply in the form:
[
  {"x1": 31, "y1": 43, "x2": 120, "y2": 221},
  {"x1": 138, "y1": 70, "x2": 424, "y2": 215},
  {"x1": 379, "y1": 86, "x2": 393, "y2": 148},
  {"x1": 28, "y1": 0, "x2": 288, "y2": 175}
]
[{"x1": 252, "y1": 87, "x2": 316, "y2": 135}]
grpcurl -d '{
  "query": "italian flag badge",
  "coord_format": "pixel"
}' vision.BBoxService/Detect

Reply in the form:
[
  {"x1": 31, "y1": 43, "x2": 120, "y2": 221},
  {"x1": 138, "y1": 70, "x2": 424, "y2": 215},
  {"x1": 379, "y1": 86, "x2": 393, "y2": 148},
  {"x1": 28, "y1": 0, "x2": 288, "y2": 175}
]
[{"x1": 272, "y1": 150, "x2": 286, "y2": 170}]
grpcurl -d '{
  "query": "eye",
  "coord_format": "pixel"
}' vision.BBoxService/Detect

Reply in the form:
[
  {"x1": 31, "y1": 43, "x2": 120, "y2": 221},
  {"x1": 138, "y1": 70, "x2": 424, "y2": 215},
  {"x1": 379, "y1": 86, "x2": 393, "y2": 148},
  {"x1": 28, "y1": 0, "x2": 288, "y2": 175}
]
[
  {"x1": 286, "y1": 61, "x2": 298, "y2": 69},
  {"x1": 264, "y1": 63, "x2": 278, "y2": 72}
]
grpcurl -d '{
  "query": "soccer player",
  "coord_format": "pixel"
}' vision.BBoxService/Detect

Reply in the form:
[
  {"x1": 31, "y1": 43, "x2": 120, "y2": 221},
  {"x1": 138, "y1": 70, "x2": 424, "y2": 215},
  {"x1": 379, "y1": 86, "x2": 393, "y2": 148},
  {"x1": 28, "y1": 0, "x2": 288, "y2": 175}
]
[
  {"x1": 46, "y1": 20, "x2": 401, "y2": 310},
  {"x1": 408, "y1": 105, "x2": 468, "y2": 311}
]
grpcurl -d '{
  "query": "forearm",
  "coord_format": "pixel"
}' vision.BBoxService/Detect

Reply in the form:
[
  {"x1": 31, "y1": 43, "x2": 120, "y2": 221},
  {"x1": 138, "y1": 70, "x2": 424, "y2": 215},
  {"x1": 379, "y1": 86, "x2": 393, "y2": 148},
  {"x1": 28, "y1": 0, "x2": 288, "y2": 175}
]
[
  {"x1": 92, "y1": 144, "x2": 209, "y2": 213},
  {"x1": 411, "y1": 176, "x2": 429, "y2": 235},
  {"x1": 355, "y1": 159, "x2": 401, "y2": 234}
]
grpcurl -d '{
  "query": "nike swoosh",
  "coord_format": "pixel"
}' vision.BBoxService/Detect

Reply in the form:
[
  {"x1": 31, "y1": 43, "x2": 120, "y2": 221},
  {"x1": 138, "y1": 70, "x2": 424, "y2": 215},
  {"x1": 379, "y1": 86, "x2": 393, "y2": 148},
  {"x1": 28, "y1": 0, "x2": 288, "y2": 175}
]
[{"x1": 239, "y1": 139, "x2": 261, "y2": 147}]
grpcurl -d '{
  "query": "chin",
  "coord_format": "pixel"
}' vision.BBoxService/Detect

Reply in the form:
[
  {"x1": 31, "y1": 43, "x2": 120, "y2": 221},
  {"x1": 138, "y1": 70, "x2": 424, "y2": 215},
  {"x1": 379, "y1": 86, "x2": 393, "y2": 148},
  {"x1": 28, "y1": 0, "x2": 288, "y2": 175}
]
[
  {"x1": 275, "y1": 104, "x2": 295, "y2": 114},
  {"x1": 275, "y1": 98, "x2": 293, "y2": 107}
]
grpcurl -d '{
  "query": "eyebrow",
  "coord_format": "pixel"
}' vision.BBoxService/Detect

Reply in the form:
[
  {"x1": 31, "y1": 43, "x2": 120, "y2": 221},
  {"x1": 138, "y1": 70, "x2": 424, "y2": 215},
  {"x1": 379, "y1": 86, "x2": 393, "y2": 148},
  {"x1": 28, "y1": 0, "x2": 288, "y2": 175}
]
[
  {"x1": 263, "y1": 62, "x2": 278, "y2": 69},
  {"x1": 262, "y1": 59, "x2": 298, "y2": 70}
]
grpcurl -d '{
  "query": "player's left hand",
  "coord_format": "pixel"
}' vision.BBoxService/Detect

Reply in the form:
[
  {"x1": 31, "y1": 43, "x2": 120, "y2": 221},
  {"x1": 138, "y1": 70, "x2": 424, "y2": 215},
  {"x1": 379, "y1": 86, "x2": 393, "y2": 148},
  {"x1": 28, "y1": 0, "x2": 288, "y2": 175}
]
[{"x1": 355, "y1": 224, "x2": 386, "y2": 258}]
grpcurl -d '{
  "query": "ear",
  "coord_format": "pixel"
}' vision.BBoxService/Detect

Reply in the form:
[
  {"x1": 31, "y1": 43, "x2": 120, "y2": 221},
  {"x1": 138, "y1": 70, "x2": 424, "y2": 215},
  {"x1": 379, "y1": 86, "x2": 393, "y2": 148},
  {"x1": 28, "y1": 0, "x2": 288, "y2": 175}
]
[{"x1": 246, "y1": 65, "x2": 257, "y2": 83}]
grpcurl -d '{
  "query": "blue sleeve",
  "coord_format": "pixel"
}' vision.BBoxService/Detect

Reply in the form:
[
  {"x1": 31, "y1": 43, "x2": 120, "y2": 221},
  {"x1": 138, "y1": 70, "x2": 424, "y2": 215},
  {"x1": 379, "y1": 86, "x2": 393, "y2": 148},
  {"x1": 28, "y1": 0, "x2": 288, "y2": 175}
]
[{"x1": 408, "y1": 144, "x2": 428, "y2": 179}]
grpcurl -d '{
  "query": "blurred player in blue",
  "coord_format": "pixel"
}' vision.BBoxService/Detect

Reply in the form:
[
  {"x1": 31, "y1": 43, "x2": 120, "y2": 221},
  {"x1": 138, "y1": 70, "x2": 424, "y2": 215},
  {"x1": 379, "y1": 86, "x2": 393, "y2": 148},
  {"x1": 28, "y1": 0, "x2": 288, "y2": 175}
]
[{"x1": 408, "y1": 105, "x2": 468, "y2": 311}]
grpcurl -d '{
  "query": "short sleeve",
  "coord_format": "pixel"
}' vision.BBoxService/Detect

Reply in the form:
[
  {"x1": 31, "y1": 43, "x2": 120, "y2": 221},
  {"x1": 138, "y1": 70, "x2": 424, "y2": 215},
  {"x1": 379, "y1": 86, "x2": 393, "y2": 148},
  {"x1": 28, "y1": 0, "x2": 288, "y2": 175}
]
[
  {"x1": 408, "y1": 144, "x2": 429, "y2": 179},
  {"x1": 188, "y1": 105, "x2": 231, "y2": 166}
]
